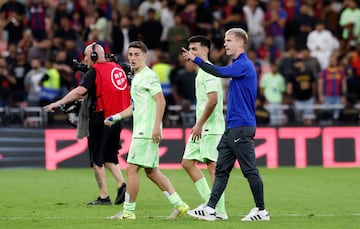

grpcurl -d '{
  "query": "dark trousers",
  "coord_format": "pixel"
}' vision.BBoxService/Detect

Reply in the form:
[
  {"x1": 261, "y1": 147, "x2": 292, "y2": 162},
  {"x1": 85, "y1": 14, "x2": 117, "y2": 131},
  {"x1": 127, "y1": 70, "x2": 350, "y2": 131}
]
[
  {"x1": 88, "y1": 116, "x2": 123, "y2": 167},
  {"x1": 208, "y1": 126, "x2": 265, "y2": 210}
]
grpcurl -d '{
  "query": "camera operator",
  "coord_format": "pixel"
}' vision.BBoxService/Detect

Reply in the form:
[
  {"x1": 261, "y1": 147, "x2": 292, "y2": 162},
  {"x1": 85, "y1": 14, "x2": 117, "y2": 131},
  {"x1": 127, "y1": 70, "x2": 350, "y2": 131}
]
[{"x1": 43, "y1": 42, "x2": 131, "y2": 205}]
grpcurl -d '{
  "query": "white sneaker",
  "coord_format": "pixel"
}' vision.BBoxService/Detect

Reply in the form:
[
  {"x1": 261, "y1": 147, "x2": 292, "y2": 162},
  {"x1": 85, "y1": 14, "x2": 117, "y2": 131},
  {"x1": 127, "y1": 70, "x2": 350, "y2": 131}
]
[
  {"x1": 216, "y1": 212, "x2": 228, "y2": 220},
  {"x1": 187, "y1": 205, "x2": 216, "y2": 221},
  {"x1": 241, "y1": 207, "x2": 270, "y2": 221}
]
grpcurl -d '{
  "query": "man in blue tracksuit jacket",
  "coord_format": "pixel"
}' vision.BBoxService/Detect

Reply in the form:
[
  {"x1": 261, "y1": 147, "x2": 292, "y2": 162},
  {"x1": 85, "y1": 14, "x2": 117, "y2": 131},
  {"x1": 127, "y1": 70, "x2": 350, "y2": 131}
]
[{"x1": 183, "y1": 28, "x2": 270, "y2": 221}]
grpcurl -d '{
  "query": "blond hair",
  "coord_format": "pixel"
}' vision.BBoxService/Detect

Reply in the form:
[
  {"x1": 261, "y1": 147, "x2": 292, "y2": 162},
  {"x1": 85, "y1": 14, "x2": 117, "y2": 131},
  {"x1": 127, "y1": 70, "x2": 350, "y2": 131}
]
[{"x1": 225, "y1": 28, "x2": 248, "y2": 47}]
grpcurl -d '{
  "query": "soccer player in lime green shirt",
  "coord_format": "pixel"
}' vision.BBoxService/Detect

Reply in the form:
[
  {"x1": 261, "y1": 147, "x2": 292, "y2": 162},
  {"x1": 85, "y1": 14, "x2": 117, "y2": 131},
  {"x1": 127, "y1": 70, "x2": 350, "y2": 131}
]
[
  {"x1": 104, "y1": 41, "x2": 189, "y2": 220},
  {"x1": 181, "y1": 35, "x2": 227, "y2": 219}
]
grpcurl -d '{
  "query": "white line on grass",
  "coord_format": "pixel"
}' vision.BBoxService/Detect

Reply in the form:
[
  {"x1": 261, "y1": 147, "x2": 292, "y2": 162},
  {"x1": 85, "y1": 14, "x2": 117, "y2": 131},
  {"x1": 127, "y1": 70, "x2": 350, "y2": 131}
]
[{"x1": 1, "y1": 213, "x2": 360, "y2": 220}]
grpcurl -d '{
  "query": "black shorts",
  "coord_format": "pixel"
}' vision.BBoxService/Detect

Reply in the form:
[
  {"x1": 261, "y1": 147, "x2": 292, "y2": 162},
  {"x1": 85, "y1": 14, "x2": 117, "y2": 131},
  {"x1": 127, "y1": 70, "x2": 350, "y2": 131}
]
[{"x1": 88, "y1": 113, "x2": 123, "y2": 167}]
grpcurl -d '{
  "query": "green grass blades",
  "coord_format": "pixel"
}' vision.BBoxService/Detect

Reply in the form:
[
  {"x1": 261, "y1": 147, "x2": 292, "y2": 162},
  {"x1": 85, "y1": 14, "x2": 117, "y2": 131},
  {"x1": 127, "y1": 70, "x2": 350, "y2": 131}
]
[{"x1": 0, "y1": 167, "x2": 359, "y2": 229}]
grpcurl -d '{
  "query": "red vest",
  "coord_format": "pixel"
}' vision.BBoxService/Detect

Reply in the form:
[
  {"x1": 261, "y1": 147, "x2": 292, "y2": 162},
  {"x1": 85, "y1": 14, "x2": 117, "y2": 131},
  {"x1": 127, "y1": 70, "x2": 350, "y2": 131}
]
[{"x1": 93, "y1": 62, "x2": 131, "y2": 118}]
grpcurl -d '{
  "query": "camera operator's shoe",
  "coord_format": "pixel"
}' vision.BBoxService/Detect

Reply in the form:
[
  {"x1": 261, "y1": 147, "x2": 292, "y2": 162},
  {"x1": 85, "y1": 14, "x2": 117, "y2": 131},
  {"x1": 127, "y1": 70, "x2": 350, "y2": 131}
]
[
  {"x1": 115, "y1": 183, "x2": 126, "y2": 205},
  {"x1": 87, "y1": 196, "x2": 112, "y2": 205}
]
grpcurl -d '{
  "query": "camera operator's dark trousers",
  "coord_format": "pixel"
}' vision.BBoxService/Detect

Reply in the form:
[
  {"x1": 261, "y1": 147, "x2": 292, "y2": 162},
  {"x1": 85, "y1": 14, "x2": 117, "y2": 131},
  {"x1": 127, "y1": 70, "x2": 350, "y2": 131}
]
[{"x1": 88, "y1": 112, "x2": 123, "y2": 167}]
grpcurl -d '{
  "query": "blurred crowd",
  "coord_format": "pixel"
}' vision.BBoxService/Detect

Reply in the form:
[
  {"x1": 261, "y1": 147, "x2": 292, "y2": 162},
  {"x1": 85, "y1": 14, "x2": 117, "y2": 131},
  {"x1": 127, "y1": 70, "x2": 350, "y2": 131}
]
[{"x1": 0, "y1": 0, "x2": 360, "y2": 127}]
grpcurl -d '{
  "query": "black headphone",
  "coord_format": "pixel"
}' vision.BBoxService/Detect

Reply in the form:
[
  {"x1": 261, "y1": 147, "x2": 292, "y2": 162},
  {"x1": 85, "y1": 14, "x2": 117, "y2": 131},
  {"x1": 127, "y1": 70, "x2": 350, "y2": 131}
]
[{"x1": 90, "y1": 42, "x2": 98, "y2": 62}]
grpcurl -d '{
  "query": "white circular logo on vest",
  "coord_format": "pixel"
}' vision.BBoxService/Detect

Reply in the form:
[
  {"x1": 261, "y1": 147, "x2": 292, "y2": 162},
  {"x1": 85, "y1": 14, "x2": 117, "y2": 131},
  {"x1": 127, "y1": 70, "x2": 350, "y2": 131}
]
[{"x1": 111, "y1": 67, "x2": 128, "y2": 90}]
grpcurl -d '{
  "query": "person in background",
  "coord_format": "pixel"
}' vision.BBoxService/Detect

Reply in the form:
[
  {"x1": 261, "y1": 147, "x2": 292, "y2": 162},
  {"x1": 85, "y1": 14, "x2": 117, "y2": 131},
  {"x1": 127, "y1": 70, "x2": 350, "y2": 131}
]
[
  {"x1": 243, "y1": 0, "x2": 265, "y2": 50},
  {"x1": 255, "y1": 94, "x2": 270, "y2": 125},
  {"x1": 43, "y1": 42, "x2": 130, "y2": 206},
  {"x1": 9, "y1": 48, "x2": 31, "y2": 107},
  {"x1": 318, "y1": 55, "x2": 347, "y2": 120},
  {"x1": 259, "y1": 62, "x2": 286, "y2": 125},
  {"x1": 286, "y1": 58, "x2": 317, "y2": 125},
  {"x1": 338, "y1": 93, "x2": 359, "y2": 125},
  {"x1": 0, "y1": 56, "x2": 16, "y2": 107},
  {"x1": 182, "y1": 27, "x2": 270, "y2": 221},
  {"x1": 181, "y1": 35, "x2": 227, "y2": 220},
  {"x1": 105, "y1": 41, "x2": 189, "y2": 220},
  {"x1": 24, "y1": 57, "x2": 46, "y2": 107},
  {"x1": 306, "y1": 20, "x2": 339, "y2": 70}
]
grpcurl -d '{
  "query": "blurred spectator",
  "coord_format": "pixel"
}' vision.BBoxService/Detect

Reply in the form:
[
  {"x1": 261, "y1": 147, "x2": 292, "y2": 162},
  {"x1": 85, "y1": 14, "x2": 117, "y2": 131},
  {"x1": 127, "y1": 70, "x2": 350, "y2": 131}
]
[
  {"x1": 53, "y1": 0, "x2": 71, "y2": 31},
  {"x1": 243, "y1": 0, "x2": 266, "y2": 50},
  {"x1": 319, "y1": 0, "x2": 343, "y2": 37},
  {"x1": 282, "y1": 0, "x2": 300, "y2": 22},
  {"x1": 290, "y1": 3, "x2": 314, "y2": 51},
  {"x1": 286, "y1": 58, "x2": 317, "y2": 125},
  {"x1": 27, "y1": 0, "x2": 47, "y2": 42},
  {"x1": 259, "y1": 62, "x2": 286, "y2": 125},
  {"x1": 257, "y1": 35, "x2": 281, "y2": 64},
  {"x1": 318, "y1": 55, "x2": 347, "y2": 120},
  {"x1": 222, "y1": 5, "x2": 247, "y2": 33},
  {"x1": 167, "y1": 12, "x2": 190, "y2": 64},
  {"x1": 160, "y1": 0, "x2": 176, "y2": 47},
  {"x1": 119, "y1": 15, "x2": 139, "y2": 59},
  {"x1": 339, "y1": 0, "x2": 360, "y2": 50},
  {"x1": 9, "y1": 48, "x2": 31, "y2": 107},
  {"x1": 278, "y1": 47, "x2": 298, "y2": 80},
  {"x1": 138, "y1": 8, "x2": 163, "y2": 66},
  {"x1": 96, "y1": 0, "x2": 113, "y2": 21},
  {"x1": 89, "y1": 8, "x2": 109, "y2": 43},
  {"x1": 179, "y1": 0, "x2": 197, "y2": 35},
  {"x1": 247, "y1": 49, "x2": 262, "y2": 87},
  {"x1": 18, "y1": 29, "x2": 35, "y2": 58},
  {"x1": 71, "y1": 8, "x2": 86, "y2": 40},
  {"x1": 306, "y1": 20, "x2": 339, "y2": 70},
  {"x1": 4, "y1": 42, "x2": 17, "y2": 70},
  {"x1": 222, "y1": 0, "x2": 241, "y2": 20},
  {"x1": 138, "y1": 0, "x2": 162, "y2": 21},
  {"x1": 209, "y1": 19, "x2": 224, "y2": 52},
  {"x1": 300, "y1": 47, "x2": 321, "y2": 80},
  {"x1": 255, "y1": 94, "x2": 270, "y2": 125},
  {"x1": 23, "y1": 57, "x2": 46, "y2": 106},
  {"x1": 53, "y1": 49, "x2": 75, "y2": 97},
  {"x1": 152, "y1": 51, "x2": 174, "y2": 106},
  {"x1": 0, "y1": 56, "x2": 16, "y2": 107},
  {"x1": 39, "y1": 53, "x2": 61, "y2": 107},
  {"x1": 172, "y1": 60, "x2": 196, "y2": 111},
  {"x1": 0, "y1": 0, "x2": 26, "y2": 20},
  {"x1": 64, "y1": 36, "x2": 81, "y2": 63},
  {"x1": 348, "y1": 42, "x2": 360, "y2": 99},
  {"x1": 25, "y1": 32, "x2": 52, "y2": 64},
  {"x1": 194, "y1": 1, "x2": 214, "y2": 36},
  {"x1": 109, "y1": 9, "x2": 123, "y2": 57},
  {"x1": 114, "y1": 0, "x2": 132, "y2": 16},
  {"x1": 53, "y1": 15, "x2": 78, "y2": 47},
  {"x1": 0, "y1": 0, "x2": 26, "y2": 39},
  {"x1": 338, "y1": 93, "x2": 360, "y2": 124},
  {"x1": 152, "y1": 51, "x2": 175, "y2": 122},
  {"x1": 169, "y1": 51, "x2": 186, "y2": 91},
  {"x1": 264, "y1": 0, "x2": 287, "y2": 52},
  {"x1": 2, "y1": 11, "x2": 25, "y2": 45}
]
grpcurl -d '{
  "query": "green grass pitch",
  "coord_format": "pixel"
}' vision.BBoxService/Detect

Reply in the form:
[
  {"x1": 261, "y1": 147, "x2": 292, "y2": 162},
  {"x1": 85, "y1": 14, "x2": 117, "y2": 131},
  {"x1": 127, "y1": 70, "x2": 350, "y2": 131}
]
[{"x1": 0, "y1": 167, "x2": 359, "y2": 229}]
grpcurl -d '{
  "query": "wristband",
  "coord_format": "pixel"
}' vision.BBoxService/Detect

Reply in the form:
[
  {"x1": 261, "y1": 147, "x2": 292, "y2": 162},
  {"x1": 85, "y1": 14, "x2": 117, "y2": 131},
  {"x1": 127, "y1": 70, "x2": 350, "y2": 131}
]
[{"x1": 109, "y1": 113, "x2": 122, "y2": 123}]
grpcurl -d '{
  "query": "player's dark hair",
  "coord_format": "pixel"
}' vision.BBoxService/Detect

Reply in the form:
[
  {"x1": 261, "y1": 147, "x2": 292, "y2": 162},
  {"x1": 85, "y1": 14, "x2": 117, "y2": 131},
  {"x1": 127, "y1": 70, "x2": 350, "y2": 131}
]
[
  {"x1": 128, "y1": 41, "x2": 148, "y2": 53},
  {"x1": 187, "y1": 35, "x2": 211, "y2": 50}
]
